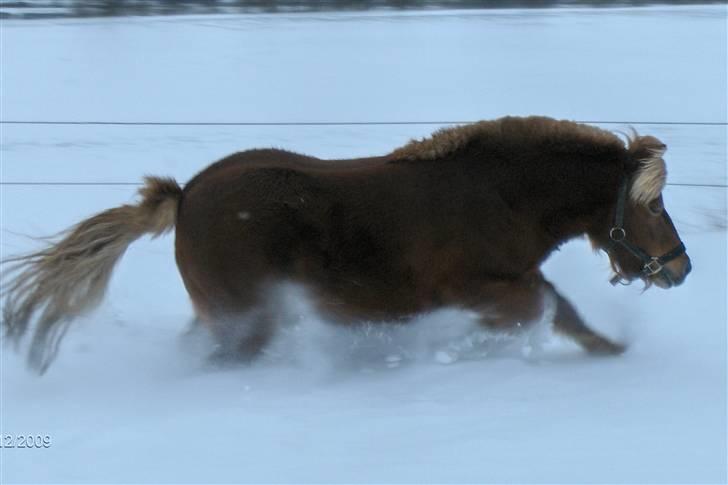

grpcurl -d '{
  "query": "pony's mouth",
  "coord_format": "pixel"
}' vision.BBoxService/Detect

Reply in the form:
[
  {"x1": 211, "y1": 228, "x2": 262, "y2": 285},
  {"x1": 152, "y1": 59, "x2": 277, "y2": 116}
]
[
  {"x1": 649, "y1": 263, "x2": 690, "y2": 289},
  {"x1": 609, "y1": 260, "x2": 685, "y2": 290},
  {"x1": 649, "y1": 275, "x2": 672, "y2": 289},
  {"x1": 610, "y1": 271, "x2": 669, "y2": 289}
]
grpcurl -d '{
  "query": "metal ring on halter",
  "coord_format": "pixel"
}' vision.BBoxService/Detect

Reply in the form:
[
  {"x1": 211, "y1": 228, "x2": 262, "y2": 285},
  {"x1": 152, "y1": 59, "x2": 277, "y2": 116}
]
[{"x1": 609, "y1": 227, "x2": 626, "y2": 241}]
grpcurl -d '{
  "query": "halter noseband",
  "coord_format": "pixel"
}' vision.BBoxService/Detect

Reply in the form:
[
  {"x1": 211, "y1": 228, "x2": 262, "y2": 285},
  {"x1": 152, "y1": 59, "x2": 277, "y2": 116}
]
[{"x1": 608, "y1": 179, "x2": 686, "y2": 286}]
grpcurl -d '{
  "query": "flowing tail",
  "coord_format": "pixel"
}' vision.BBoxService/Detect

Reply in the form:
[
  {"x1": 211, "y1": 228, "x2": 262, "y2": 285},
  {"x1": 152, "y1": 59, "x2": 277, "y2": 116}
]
[{"x1": 1, "y1": 176, "x2": 182, "y2": 374}]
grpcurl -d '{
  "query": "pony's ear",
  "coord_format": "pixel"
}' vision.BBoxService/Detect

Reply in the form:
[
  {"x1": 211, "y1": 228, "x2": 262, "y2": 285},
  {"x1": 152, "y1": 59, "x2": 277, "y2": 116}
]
[
  {"x1": 627, "y1": 135, "x2": 666, "y2": 171},
  {"x1": 627, "y1": 135, "x2": 667, "y2": 204}
]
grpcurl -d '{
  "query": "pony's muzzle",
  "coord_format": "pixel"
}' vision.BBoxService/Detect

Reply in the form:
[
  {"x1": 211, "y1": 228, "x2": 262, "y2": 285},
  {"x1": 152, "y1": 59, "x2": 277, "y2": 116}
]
[
  {"x1": 656, "y1": 255, "x2": 691, "y2": 288},
  {"x1": 672, "y1": 257, "x2": 692, "y2": 286}
]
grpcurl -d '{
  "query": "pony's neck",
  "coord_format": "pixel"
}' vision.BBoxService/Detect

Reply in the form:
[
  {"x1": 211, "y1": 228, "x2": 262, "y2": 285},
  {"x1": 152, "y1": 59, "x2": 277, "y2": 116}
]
[{"x1": 464, "y1": 150, "x2": 622, "y2": 247}]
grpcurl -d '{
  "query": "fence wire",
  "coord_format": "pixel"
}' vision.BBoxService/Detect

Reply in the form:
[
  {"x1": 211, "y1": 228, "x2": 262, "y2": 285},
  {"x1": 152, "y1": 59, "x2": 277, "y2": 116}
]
[
  {"x1": 1, "y1": 120, "x2": 727, "y2": 126},
  {"x1": 0, "y1": 182, "x2": 725, "y2": 188},
  {"x1": 1, "y1": 118, "x2": 725, "y2": 189}
]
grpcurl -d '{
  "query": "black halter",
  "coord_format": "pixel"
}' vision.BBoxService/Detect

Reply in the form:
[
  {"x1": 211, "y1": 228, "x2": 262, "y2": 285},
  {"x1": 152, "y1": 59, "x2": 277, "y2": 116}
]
[{"x1": 608, "y1": 179, "x2": 686, "y2": 286}]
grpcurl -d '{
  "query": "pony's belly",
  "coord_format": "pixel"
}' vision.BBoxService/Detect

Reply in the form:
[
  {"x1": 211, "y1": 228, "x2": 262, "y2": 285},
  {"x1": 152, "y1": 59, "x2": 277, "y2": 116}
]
[{"x1": 300, "y1": 278, "x2": 431, "y2": 325}]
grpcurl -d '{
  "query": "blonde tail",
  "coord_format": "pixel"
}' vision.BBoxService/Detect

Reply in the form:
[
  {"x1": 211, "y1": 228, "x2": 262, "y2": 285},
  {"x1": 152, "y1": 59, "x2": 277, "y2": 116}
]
[{"x1": 1, "y1": 176, "x2": 182, "y2": 374}]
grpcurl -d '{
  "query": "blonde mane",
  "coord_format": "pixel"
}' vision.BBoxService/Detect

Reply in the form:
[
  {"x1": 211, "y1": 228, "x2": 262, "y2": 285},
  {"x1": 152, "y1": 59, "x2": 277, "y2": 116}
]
[
  {"x1": 626, "y1": 134, "x2": 667, "y2": 204},
  {"x1": 390, "y1": 116, "x2": 625, "y2": 161}
]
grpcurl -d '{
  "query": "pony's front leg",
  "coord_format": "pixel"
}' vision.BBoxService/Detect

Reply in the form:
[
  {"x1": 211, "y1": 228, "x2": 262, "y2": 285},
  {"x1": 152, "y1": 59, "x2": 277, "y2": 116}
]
[
  {"x1": 544, "y1": 282, "x2": 626, "y2": 355},
  {"x1": 470, "y1": 274, "x2": 546, "y2": 331},
  {"x1": 468, "y1": 274, "x2": 625, "y2": 356}
]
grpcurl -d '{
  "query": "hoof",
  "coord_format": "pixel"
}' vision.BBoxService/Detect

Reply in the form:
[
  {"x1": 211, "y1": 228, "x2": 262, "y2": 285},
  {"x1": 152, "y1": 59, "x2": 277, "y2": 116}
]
[
  {"x1": 206, "y1": 346, "x2": 255, "y2": 369},
  {"x1": 586, "y1": 337, "x2": 627, "y2": 356}
]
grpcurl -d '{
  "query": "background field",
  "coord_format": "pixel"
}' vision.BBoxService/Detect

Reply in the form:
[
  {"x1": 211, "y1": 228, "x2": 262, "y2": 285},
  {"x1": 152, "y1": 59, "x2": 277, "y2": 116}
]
[{"x1": 1, "y1": 4, "x2": 726, "y2": 483}]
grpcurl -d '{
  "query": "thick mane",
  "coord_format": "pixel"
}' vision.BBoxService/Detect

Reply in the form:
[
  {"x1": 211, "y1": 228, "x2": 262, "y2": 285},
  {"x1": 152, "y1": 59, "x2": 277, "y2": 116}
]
[
  {"x1": 626, "y1": 134, "x2": 667, "y2": 204},
  {"x1": 390, "y1": 116, "x2": 625, "y2": 161}
]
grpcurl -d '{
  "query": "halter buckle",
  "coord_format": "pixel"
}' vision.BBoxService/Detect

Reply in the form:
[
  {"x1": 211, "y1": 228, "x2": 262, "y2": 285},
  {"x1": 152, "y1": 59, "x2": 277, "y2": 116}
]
[
  {"x1": 643, "y1": 258, "x2": 663, "y2": 276},
  {"x1": 609, "y1": 227, "x2": 626, "y2": 242}
]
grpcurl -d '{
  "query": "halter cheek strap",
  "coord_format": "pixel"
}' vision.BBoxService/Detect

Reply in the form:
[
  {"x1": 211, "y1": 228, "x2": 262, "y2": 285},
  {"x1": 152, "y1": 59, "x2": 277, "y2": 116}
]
[{"x1": 608, "y1": 179, "x2": 686, "y2": 286}]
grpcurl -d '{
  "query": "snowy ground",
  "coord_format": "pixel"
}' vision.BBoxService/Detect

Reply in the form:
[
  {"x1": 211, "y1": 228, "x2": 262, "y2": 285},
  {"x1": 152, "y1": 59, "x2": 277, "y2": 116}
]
[{"x1": 1, "y1": 5, "x2": 727, "y2": 484}]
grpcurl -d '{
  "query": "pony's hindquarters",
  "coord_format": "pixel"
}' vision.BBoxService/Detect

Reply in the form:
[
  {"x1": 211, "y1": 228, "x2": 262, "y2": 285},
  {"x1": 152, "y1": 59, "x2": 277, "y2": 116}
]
[{"x1": 1, "y1": 177, "x2": 182, "y2": 374}]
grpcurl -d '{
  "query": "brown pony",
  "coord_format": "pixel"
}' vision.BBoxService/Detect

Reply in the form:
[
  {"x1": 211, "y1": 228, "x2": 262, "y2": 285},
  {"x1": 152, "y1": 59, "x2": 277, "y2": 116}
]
[{"x1": 1, "y1": 116, "x2": 691, "y2": 373}]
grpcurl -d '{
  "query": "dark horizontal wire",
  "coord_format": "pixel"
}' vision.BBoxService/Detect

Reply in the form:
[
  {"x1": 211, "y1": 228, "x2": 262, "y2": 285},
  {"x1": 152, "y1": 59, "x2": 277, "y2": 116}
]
[
  {"x1": 1, "y1": 120, "x2": 724, "y2": 188},
  {"x1": 1, "y1": 182, "x2": 725, "y2": 188},
  {"x1": 665, "y1": 183, "x2": 727, "y2": 188},
  {"x1": 1, "y1": 182, "x2": 143, "y2": 186},
  {"x1": 1, "y1": 120, "x2": 727, "y2": 126}
]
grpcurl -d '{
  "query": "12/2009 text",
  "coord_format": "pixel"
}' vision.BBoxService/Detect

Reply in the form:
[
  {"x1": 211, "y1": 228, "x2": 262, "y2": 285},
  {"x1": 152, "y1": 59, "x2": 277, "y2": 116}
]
[{"x1": 1, "y1": 434, "x2": 52, "y2": 449}]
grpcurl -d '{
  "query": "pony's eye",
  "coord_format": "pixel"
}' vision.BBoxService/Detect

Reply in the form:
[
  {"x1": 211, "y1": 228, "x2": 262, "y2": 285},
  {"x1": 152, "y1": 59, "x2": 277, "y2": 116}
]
[{"x1": 648, "y1": 198, "x2": 664, "y2": 215}]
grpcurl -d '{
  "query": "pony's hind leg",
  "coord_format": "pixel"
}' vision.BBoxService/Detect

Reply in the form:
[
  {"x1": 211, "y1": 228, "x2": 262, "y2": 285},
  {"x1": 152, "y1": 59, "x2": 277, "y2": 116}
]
[
  {"x1": 207, "y1": 308, "x2": 276, "y2": 365},
  {"x1": 545, "y1": 282, "x2": 626, "y2": 355}
]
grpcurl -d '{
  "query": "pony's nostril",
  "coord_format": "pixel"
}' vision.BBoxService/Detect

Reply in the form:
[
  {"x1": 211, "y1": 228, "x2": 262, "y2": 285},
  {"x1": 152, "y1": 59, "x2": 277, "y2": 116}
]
[{"x1": 671, "y1": 259, "x2": 692, "y2": 287}]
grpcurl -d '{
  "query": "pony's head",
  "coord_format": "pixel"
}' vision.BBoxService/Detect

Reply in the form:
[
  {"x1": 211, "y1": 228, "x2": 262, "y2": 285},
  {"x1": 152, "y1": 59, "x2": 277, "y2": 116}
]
[{"x1": 592, "y1": 134, "x2": 691, "y2": 289}]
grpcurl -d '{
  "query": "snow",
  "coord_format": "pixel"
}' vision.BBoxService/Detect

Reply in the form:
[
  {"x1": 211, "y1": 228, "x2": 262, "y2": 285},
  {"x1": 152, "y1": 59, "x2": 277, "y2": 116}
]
[{"x1": 1, "y1": 5, "x2": 727, "y2": 483}]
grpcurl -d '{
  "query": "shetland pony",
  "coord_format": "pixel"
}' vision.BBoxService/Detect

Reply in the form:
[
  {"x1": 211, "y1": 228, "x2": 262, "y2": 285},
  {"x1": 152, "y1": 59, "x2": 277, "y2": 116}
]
[{"x1": 1, "y1": 116, "x2": 691, "y2": 373}]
